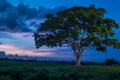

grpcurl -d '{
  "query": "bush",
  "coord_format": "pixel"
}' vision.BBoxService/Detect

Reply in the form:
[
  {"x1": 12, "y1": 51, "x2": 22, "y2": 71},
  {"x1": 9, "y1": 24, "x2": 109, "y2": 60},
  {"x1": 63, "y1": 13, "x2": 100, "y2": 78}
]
[
  {"x1": 70, "y1": 61, "x2": 75, "y2": 65},
  {"x1": 104, "y1": 59, "x2": 119, "y2": 65}
]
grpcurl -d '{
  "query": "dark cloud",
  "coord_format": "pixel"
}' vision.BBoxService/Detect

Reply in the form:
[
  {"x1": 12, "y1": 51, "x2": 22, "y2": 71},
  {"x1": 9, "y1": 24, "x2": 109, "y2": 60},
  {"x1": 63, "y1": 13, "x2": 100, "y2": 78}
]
[
  {"x1": 22, "y1": 34, "x2": 32, "y2": 38},
  {"x1": 0, "y1": 42, "x2": 3, "y2": 45},
  {"x1": 0, "y1": 0, "x2": 12, "y2": 12},
  {"x1": 33, "y1": 51, "x2": 55, "y2": 53},
  {"x1": 16, "y1": 3, "x2": 38, "y2": 19},
  {"x1": 0, "y1": 0, "x2": 67, "y2": 32},
  {"x1": 38, "y1": 6, "x2": 67, "y2": 18}
]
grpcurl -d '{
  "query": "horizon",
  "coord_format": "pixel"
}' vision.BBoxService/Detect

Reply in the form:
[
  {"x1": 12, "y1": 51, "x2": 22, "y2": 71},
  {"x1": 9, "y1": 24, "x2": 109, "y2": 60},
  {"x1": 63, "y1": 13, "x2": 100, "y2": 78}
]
[{"x1": 0, "y1": 0, "x2": 120, "y2": 62}]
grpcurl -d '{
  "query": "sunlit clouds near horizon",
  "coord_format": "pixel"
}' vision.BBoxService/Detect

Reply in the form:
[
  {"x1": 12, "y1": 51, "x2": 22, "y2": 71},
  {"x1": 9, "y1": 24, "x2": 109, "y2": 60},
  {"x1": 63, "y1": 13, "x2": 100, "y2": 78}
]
[{"x1": 0, "y1": 0, "x2": 120, "y2": 62}]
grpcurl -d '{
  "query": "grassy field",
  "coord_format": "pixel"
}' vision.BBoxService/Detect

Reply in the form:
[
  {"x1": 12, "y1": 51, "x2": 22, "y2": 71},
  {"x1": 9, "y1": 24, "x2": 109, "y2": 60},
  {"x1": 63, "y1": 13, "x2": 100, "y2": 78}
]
[{"x1": 0, "y1": 59, "x2": 120, "y2": 80}]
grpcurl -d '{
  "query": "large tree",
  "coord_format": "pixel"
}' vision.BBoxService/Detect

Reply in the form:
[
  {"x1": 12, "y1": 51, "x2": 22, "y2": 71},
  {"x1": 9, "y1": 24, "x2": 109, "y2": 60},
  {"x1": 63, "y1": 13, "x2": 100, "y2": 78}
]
[{"x1": 34, "y1": 5, "x2": 120, "y2": 66}]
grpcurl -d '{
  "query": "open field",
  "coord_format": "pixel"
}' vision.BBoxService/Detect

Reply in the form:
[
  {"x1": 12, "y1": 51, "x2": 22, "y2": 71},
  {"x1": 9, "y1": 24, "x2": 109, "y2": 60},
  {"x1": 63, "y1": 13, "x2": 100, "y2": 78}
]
[{"x1": 0, "y1": 59, "x2": 120, "y2": 80}]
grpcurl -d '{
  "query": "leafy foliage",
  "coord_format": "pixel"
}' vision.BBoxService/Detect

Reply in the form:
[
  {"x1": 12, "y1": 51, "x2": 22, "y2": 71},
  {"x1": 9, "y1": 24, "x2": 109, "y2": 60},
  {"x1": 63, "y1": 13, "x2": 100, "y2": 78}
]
[
  {"x1": 105, "y1": 59, "x2": 119, "y2": 65},
  {"x1": 34, "y1": 5, "x2": 120, "y2": 51},
  {"x1": 34, "y1": 5, "x2": 120, "y2": 65}
]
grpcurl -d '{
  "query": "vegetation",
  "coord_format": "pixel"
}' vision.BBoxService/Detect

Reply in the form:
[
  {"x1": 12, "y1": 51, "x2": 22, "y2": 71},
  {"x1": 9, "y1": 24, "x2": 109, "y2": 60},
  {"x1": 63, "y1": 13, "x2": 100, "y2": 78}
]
[
  {"x1": 0, "y1": 59, "x2": 120, "y2": 80},
  {"x1": 104, "y1": 59, "x2": 119, "y2": 65},
  {"x1": 34, "y1": 5, "x2": 120, "y2": 66}
]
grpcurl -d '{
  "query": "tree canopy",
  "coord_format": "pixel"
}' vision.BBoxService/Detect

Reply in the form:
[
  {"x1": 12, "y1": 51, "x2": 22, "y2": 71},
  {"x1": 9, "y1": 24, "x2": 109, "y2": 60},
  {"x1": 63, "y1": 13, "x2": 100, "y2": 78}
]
[{"x1": 34, "y1": 5, "x2": 120, "y2": 66}]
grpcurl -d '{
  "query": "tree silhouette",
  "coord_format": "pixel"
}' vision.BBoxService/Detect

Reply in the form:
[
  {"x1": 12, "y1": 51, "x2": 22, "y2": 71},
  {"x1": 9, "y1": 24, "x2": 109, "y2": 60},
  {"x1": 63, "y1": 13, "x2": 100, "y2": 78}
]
[{"x1": 34, "y1": 5, "x2": 120, "y2": 66}]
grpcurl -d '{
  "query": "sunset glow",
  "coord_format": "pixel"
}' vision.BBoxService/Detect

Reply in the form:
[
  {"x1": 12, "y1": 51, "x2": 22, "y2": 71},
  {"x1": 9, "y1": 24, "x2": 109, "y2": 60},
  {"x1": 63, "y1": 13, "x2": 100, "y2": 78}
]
[{"x1": 0, "y1": 0, "x2": 120, "y2": 62}]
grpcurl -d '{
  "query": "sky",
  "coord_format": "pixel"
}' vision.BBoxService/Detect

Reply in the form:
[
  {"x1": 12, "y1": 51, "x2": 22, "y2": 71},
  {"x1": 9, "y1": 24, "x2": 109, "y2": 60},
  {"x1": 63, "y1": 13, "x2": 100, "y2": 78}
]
[{"x1": 0, "y1": 0, "x2": 120, "y2": 62}]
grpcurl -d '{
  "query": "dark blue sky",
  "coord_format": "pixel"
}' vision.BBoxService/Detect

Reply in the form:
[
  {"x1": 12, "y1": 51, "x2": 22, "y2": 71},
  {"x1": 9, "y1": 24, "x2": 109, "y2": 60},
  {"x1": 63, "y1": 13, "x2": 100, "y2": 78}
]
[
  {"x1": 0, "y1": 0, "x2": 120, "y2": 62},
  {"x1": 8, "y1": 0, "x2": 120, "y2": 23}
]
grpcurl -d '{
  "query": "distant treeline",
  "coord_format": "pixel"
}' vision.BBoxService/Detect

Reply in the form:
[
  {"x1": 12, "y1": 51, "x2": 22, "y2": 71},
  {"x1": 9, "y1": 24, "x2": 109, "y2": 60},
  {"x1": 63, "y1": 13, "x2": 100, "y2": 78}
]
[{"x1": 0, "y1": 58, "x2": 119, "y2": 65}]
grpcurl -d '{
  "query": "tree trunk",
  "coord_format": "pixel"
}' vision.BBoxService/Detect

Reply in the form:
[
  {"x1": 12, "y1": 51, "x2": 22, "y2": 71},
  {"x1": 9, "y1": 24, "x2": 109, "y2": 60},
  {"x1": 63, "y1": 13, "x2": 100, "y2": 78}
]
[{"x1": 76, "y1": 55, "x2": 82, "y2": 66}]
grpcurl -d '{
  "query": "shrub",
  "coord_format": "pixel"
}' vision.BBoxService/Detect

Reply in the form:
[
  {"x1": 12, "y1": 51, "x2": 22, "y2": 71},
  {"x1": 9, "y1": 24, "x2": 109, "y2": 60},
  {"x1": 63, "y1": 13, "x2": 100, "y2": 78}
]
[{"x1": 104, "y1": 59, "x2": 119, "y2": 65}]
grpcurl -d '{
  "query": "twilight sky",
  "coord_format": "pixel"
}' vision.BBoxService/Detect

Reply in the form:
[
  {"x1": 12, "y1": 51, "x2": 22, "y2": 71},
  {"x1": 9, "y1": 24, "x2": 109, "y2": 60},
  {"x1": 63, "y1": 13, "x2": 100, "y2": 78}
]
[{"x1": 0, "y1": 0, "x2": 120, "y2": 62}]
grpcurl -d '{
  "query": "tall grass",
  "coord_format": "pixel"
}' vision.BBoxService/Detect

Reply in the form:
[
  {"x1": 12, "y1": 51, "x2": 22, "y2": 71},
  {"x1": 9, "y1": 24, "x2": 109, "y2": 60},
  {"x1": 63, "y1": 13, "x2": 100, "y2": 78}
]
[{"x1": 0, "y1": 60, "x2": 120, "y2": 80}]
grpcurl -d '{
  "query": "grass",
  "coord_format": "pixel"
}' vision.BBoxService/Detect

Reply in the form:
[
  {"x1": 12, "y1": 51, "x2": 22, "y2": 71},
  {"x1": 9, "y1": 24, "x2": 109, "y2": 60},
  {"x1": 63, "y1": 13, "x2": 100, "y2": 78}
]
[{"x1": 0, "y1": 59, "x2": 120, "y2": 80}]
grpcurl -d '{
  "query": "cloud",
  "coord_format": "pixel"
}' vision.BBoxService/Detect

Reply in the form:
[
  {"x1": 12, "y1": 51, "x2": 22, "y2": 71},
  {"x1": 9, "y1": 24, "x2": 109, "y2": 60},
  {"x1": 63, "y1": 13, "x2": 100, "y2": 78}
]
[
  {"x1": 0, "y1": 32, "x2": 15, "y2": 39},
  {"x1": 0, "y1": 0, "x2": 12, "y2": 12},
  {"x1": 0, "y1": 0, "x2": 67, "y2": 32},
  {"x1": 33, "y1": 51, "x2": 55, "y2": 53},
  {"x1": 0, "y1": 42, "x2": 3, "y2": 45},
  {"x1": 16, "y1": 3, "x2": 38, "y2": 19},
  {"x1": 0, "y1": 32, "x2": 120, "y2": 61},
  {"x1": 0, "y1": 32, "x2": 34, "y2": 49},
  {"x1": 0, "y1": 32, "x2": 36, "y2": 55},
  {"x1": 38, "y1": 6, "x2": 67, "y2": 18},
  {"x1": 0, "y1": 32, "x2": 67, "y2": 56}
]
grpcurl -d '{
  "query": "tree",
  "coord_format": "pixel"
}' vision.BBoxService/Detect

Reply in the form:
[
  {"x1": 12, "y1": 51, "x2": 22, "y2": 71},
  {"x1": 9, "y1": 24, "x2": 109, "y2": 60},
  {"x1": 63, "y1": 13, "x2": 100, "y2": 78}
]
[{"x1": 34, "y1": 5, "x2": 120, "y2": 66}]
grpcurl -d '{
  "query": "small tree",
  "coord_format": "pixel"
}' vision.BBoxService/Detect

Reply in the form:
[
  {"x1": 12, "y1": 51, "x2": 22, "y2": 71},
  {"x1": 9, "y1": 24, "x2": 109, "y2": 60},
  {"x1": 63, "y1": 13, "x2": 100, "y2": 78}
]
[
  {"x1": 105, "y1": 59, "x2": 119, "y2": 65},
  {"x1": 34, "y1": 5, "x2": 120, "y2": 66}
]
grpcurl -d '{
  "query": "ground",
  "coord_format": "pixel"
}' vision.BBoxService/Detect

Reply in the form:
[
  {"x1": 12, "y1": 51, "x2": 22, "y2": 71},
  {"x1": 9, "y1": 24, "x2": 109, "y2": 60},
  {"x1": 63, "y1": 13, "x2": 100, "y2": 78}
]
[{"x1": 0, "y1": 59, "x2": 120, "y2": 80}]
